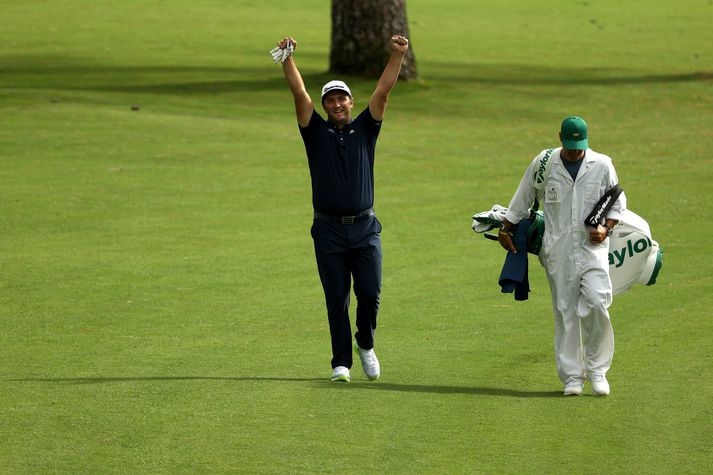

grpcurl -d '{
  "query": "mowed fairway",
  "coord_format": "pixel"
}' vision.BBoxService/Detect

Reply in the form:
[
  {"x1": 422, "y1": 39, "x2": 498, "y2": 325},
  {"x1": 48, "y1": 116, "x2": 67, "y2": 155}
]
[{"x1": 1, "y1": 0, "x2": 712, "y2": 473}]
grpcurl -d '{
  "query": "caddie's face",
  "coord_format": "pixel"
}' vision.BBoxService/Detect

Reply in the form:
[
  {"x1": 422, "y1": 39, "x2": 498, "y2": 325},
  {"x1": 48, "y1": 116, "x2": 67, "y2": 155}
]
[
  {"x1": 322, "y1": 91, "x2": 354, "y2": 126},
  {"x1": 561, "y1": 147, "x2": 585, "y2": 161}
]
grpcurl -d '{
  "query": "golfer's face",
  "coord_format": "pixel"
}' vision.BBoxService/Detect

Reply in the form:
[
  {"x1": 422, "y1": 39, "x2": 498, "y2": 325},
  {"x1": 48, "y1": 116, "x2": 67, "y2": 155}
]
[{"x1": 323, "y1": 92, "x2": 353, "y2": 124}]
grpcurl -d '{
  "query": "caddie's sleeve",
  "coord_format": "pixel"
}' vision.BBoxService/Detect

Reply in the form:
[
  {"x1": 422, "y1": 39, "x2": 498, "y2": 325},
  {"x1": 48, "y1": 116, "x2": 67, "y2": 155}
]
[
  {"x1": 606, "y1": 159, "x2": 626, "y2": 221},
  {"x1": 504, "y1": 157, "x2": 539, "y2": 225}
]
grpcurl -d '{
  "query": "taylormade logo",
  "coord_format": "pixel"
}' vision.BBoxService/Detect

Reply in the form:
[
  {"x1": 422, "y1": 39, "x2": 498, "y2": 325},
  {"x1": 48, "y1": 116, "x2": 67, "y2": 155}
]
[
  {"x1": 609, "y1": 236, "x2": 652, "y2": 268},
  {"x1": 587, "y1": 195, "x2": 612, "y2": 226},
  {"x1": 323, "y1": 85, "x2": 349, "y2": 95},
  {"x1": 535, "y1": 148, "x2": 555, "y2": 184}
]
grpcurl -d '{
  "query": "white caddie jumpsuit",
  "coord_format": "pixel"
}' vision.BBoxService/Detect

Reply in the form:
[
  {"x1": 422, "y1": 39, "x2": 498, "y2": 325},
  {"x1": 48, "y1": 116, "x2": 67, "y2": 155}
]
[{"x1": 505, "y1": 147, "x2": 626, "y2": 386}]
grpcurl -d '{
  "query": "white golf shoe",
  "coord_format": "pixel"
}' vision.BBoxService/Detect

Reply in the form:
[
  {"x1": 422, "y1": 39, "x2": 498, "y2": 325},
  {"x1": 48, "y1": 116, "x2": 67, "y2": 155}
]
[
  {"x1": 564, "y1": 381, "x2": 584, "y2": 396},
  {"x1": 330, "y1": 366, "x2": 350, "y2": 382},
  {"x1": 589, "y1": 373, "x2": 610, "y2": 396},
  {"x1": 354, "y1": 340, "x2": 380, "y2": 380}
]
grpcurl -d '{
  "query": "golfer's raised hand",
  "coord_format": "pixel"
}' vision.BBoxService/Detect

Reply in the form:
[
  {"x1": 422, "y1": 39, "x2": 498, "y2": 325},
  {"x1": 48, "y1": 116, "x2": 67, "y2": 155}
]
[
  {"x1": 277, "y1": 37, "x2": 297, "y2": 50},
  {"x1": 391, "y1": 35, "x2": 409, "y2": 54}
]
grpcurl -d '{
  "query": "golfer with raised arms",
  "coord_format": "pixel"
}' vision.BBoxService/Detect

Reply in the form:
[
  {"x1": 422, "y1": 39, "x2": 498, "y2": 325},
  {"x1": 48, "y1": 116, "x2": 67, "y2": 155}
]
[{"x1": 274, "y1": 34, "x2": 409, "y2": 382}]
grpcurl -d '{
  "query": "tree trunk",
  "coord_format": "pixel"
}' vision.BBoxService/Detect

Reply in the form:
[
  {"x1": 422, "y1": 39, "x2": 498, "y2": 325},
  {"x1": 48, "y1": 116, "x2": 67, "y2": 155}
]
[{"x1": 330, "y1": 0, "x2": 417, "y2": 80}]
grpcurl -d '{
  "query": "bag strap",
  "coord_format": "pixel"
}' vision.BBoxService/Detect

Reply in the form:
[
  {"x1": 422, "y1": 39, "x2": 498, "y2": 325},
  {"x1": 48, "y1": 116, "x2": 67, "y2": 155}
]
[
  {"x1": 532, "y1": 148, "x2": 556, "y2": 212},
  {"x1": 584, "y1": 184, "x2": 623, "y2": 227}
]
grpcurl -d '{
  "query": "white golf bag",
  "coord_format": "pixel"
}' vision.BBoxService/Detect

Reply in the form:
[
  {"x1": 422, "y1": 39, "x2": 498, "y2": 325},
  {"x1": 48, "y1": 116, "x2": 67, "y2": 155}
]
[{"x1": 608, "y1": 209, "x2": 663, "y2": 295}]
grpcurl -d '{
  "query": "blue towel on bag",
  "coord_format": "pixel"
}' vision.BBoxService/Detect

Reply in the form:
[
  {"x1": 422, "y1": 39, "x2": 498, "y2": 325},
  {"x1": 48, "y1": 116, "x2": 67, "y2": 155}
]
[{"x1": 498, "y1": 218, "x2": 531, "y2": 301}]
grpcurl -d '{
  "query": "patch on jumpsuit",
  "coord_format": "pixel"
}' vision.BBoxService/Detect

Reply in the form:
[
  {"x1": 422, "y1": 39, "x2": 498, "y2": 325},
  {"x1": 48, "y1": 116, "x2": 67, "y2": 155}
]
[{"x1": 545, "y1": 183, "x2": 561, "y2": 203}]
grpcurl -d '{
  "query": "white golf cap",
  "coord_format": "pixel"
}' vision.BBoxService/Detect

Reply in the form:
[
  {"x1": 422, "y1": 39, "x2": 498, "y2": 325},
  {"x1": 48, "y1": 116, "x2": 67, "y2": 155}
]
[{"x1": 321, "y1": 80, "x2": 352, "y2": 101}]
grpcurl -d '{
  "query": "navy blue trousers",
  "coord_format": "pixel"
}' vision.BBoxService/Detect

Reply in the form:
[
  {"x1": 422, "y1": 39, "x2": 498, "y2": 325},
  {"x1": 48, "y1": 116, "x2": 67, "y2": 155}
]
[{"x1": 311, "y1": 215, "x2": 382, "y2": 369}]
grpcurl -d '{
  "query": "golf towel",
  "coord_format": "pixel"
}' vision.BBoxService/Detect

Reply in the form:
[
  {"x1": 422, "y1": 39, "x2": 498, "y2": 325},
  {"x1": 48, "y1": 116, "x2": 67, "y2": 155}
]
[{"x1": 498, "y1": 217, "x2": 531, "y2": 301}]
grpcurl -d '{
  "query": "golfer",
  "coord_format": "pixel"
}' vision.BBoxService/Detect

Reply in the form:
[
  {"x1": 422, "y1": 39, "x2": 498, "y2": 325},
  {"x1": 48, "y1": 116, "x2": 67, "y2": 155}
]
[
  {"x1": 498, "y1": 116, "x2": 626, "y2": 396},
  {"x1": 275, "y1": 35, "x2": 409, "y2": 382}
]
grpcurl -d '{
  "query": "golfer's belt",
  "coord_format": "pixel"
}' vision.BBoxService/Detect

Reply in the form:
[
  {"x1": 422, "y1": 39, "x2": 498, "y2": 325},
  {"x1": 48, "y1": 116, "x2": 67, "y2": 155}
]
[{"x1": 313, "y1": 208, "x2": 374, "y2": 225}]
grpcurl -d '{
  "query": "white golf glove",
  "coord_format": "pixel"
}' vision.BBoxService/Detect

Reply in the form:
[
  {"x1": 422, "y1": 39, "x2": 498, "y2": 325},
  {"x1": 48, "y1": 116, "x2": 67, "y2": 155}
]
[
  {"x1": 269, "y1": 41, "x2": 294, "y2": 64},
  {"x1": 471, "y1": 204, "x2": 509, "y2": 233}
]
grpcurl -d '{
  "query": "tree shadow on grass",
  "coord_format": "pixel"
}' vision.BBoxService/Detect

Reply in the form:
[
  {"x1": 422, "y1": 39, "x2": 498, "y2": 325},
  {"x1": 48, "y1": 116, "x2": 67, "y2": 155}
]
[
  {"x1": 423, "y1": 61, "x2": 713, "y2": 87},
  {"x1": 1, "y1": 53, "x2": 711, "y2": 98},
  {"x1": 8, "y1": 376, "x2": 561, "y2": 398}
]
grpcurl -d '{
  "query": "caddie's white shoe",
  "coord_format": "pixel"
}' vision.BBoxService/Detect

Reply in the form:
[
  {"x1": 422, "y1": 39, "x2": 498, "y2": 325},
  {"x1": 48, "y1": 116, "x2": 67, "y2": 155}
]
[
  {"x1": 589, "y1": 373, "x2": 610, "y2": 396},
  {"x1": 354, "y1": 340, "x2": 380, "y2": 380},
  {"x1": 564, "y1": 381, "x2": 584, "y2": 396},
  {"x1": 330, "y1": 366, "x2": 350, "y2": 382}
]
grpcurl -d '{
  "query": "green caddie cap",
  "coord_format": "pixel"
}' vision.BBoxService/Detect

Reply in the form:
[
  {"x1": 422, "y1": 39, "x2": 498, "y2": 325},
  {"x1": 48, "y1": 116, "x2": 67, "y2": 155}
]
[{"x1": 561, "y1": 116, "x2": 588, "y2": 150}]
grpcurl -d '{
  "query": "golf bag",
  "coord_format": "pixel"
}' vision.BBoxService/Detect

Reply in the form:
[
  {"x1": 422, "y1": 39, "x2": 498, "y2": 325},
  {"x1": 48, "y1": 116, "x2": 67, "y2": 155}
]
[{"x1": 471, "y1": 206, "x2": 663, "y2": 296}]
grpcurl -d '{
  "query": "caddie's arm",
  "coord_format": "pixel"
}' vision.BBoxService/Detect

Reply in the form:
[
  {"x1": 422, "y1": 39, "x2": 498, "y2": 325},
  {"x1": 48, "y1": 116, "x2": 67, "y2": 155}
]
[
  {"x1": 498, "y1": 219, "x2": 518, "y2": 254},
  {"x1": 589, "y1": 218, "x2": 619, "y2": 244},
  {"x1": 589, "y1": 165, "x2": 626, "y2": 244},
  {"x1": 278, "y1": 37, "x2": 314, "y2": 127},
  {"x1": 500, "y1": 159, "x2": 539, "y2": 254},
  {"x1": 368, "y1": 35, "x2": 409, "y2": 121}
]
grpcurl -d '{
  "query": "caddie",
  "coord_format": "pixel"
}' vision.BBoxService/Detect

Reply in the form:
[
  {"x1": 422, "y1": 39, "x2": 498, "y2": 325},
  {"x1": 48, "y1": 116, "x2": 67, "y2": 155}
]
[
  {"x1": 272, "y1": 35, "x2": 409, "y2": 382},
  {"x1": 498, "y1": 116, "x2": 626, "y2": 396}
]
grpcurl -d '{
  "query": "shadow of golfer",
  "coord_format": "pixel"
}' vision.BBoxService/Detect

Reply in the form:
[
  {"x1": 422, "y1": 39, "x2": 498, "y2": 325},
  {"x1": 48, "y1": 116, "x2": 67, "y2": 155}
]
[
  {"x1": 6, "y1": 376, "x2": 323, "y2": 384},
  {"x1": 8, "y1": 376, "x2": 561, "y2": 398}
]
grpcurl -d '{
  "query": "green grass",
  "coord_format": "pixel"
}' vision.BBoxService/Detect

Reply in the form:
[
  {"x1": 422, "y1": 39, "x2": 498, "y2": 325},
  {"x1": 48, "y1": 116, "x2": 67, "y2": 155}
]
[{"x1": 1, "y1": 0, "x2": 712, "y2": 472}]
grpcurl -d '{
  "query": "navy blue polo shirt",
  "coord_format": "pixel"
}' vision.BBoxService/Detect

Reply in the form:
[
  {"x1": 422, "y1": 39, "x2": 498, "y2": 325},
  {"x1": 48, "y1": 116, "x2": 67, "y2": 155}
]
[{"x1": 299, "y1": 107, "x2": 382, "y2": 215}]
